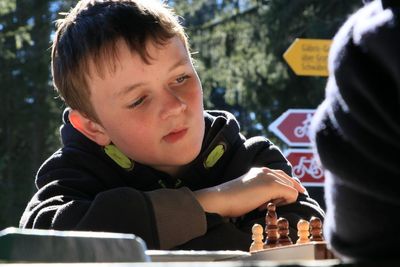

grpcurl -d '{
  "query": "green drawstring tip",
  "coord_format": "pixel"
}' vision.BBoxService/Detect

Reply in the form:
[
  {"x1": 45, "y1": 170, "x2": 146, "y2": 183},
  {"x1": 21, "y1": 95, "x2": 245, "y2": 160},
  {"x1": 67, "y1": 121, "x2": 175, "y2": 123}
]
[
  {"x1": 204, "y1": 143, "x2": 225, "y2": 169},
  {"x1": 104, "y1": 144, "x2": 134, "y2": 170}
]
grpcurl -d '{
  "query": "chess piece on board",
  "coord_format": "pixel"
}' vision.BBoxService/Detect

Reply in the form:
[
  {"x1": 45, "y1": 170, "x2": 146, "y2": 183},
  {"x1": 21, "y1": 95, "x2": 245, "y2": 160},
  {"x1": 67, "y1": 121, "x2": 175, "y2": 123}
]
[
  {"x1": 309, "y1": 216, "x2": 324, "y2": 242},
  {"x1": 264, "y1": 202, "x2": 278, "y2": 248},
  {"x1": 296, "y1": 219, "x2": 310, "y2": 244},
  {"x1": 277, "y1": 217, "x2": 293, "y2": 246},
  {"x1": 249, "y1": 224, "x2": 264, "y2": 252}
]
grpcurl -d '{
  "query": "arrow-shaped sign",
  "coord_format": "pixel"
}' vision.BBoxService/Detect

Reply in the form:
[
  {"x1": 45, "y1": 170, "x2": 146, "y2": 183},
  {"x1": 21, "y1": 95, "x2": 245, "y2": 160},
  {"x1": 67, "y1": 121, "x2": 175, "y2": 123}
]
[
  {"x1": 268, "y1": 109, "x2": 315, "y2": 147},
  {"x1": 283, "y1": 38, "x2": 331, "y2": 77}
]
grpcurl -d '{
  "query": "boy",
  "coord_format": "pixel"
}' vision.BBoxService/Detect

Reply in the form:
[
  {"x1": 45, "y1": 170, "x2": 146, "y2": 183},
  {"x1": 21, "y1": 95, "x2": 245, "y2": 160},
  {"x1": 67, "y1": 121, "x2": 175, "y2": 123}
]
[{"x1": 20, "y1": 0, "x2": 324, "y2": 250}]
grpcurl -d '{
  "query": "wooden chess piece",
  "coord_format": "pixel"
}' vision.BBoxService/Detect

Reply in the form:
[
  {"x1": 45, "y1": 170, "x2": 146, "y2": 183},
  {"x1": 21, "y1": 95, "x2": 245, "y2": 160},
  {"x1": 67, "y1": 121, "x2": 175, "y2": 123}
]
[
  {"x1": 277, "y1": 217, "x2": 293, "y2": 246},
  {"x1": 309, "y1": 216, "x2": 324, "y2": 241},
  {"x1": 296, "y1": 219, "x2": 310, "y2": 244},
  {"x1": 250, "y1": 224, "x2": 264, "y2": 252},
  {"x1": 264, "y1": 202, "x2": 278, "y2": 248}
]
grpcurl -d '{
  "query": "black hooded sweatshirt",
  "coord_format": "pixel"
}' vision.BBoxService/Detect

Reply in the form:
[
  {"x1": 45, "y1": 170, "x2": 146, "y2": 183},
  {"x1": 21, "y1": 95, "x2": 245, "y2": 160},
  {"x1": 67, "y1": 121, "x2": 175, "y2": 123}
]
[{"x1": 20, "y1": 109, "x2": 324, "y2": 250}]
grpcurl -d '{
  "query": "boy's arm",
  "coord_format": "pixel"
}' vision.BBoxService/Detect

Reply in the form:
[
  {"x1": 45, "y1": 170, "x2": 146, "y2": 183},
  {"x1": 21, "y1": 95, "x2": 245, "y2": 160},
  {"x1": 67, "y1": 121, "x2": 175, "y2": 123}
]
[
  {"x1": 20, "y1": 171, "x2": 206, "y2": 250},
  {"x1": 200, "y1": 135, "x2": 324, "y2": 237},
  {"x1": 225, "y1": 136, "x2": 325, "y2": 238},
  {"x1": 193, "y1": 167, "x2": 305, "y2": 218}
]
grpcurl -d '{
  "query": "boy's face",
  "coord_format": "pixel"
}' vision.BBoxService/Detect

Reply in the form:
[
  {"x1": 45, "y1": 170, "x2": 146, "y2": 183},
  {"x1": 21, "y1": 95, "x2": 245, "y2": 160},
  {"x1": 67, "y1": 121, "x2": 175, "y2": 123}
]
[{"x1": 86, "y1": 37, "x2": 205, "y2": 176}]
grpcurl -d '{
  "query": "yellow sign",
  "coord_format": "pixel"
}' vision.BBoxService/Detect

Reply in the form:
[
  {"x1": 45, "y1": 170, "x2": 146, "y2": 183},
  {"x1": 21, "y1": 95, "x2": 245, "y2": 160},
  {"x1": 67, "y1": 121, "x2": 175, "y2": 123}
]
[{"x1": 283, "y1": 38, "x2": 332, "y2": 77}]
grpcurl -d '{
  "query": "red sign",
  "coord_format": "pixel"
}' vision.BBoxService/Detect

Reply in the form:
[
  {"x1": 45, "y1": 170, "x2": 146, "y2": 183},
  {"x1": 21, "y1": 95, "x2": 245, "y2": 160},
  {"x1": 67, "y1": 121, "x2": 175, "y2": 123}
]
[
  {"x1": 285, "y1": 149, "x2": 324, "y2": 187},
  {"x1": 268, "y1": 109, "x2": 315, "y2": 147}
]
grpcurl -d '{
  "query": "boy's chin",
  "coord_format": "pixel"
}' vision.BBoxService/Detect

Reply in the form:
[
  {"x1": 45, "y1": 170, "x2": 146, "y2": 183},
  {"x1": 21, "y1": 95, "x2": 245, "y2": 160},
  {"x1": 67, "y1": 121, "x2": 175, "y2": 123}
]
[
  {"x1": 177, "y1": 152, "x2": 201, "y2": 165},
  {"x1": 174, "y1": 148, "x2": 202, "y2": 166}
]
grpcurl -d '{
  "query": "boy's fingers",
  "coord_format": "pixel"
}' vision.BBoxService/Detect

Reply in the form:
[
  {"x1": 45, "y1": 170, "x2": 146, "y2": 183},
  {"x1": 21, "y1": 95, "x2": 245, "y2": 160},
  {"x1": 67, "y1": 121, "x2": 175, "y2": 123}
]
[
  {"x1": 271, "y1": 198, "x2": 288, "y2": 207},
  {"x1": 266, "y1": 168, "x2": 306, "y2": 194},
  {"x1": 293, "y1": 179, "x2": 306, "y2": 194},
  {"x1": 262, "y1": 168, "x2": 293, "y2": 186},
  {"x1": 274, "y1": 179, "x2": 299, "y2": 203}
]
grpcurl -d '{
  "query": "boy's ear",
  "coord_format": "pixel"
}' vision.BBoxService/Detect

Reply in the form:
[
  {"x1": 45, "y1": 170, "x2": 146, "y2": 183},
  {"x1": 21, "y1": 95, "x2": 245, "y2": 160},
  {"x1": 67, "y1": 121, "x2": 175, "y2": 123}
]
[{"x1": 69, "y1": 110, "x2": 111, "y2": 146}]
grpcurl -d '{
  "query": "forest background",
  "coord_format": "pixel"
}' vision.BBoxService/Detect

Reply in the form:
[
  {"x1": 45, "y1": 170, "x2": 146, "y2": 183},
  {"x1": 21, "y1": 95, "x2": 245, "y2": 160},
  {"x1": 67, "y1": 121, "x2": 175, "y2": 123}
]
[{"x1": 0, "y1": 0, "x2": 362, "y2": 230}]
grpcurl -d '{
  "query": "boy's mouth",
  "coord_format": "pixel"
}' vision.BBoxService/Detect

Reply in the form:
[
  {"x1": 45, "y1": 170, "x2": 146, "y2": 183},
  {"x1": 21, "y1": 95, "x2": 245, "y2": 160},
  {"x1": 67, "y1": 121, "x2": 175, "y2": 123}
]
[{"x1": 163, "y1": 128, "x2": 188, "y2": 143}]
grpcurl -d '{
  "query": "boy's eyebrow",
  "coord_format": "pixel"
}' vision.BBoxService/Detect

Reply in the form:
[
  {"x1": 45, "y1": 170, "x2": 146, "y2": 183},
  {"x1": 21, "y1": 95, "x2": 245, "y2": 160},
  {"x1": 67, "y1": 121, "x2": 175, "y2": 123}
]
[
  {"x1": 168, "y1": 57, "x2": 189, "y2": 72},
  {"x1": 115, "y1": 82, "x2": 146, "y2": 98}
]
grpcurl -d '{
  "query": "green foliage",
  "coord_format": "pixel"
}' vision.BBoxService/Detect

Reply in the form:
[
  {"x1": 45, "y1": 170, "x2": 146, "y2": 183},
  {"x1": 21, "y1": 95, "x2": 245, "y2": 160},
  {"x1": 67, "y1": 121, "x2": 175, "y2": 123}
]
[
  {"x1": 0, "y1": 0, "x2": 62, "y2": 229},
  {"x1": 0, "y1": 0, "x2": 33, "y2": 59},
  {"x1": 0, "y1": 0, "x2": 15, "y2": 15}
]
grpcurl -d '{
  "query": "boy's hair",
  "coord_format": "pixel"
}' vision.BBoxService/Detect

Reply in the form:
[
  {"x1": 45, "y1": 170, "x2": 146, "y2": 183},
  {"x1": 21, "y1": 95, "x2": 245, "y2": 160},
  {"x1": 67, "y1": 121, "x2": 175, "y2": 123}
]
[{"x1": 52, "y1": 0, "x2": 188, "y2": 122}]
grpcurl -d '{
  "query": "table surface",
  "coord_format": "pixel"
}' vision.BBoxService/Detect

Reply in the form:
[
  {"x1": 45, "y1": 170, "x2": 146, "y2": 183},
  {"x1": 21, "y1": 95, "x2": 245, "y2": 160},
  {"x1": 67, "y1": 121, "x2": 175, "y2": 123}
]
[{"x1": 0, "y1": 260, "x2": 342, "y2": 267}]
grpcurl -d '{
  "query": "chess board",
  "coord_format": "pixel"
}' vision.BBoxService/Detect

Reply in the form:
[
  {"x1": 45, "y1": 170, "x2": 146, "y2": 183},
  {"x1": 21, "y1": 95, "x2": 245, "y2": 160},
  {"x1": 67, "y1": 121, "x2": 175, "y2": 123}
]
[
  {"x1": 0, "y1": 227, "x2": 339, "y2": 265},
  {"x1": 0, "y1": 202, "x2": 335, "y2": 264},
  {"x1": 146, "y1": 241, "x2": 337, "y2": 262},
  {"x1": 245, "y1": 241, "x2": 336, "y2": 261}
]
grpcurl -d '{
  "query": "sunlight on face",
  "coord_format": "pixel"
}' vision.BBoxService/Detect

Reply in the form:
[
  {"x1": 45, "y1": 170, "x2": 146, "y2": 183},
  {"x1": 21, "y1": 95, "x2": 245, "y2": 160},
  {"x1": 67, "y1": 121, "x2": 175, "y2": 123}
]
[{"x1": 87, "y1": 37, "x2": 205, "y2": 176}]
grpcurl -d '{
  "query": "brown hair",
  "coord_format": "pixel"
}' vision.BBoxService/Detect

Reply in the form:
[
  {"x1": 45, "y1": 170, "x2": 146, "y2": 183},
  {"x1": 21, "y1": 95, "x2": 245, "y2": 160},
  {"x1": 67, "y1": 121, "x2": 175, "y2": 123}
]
[{"x1": 52, "y1": 0, "x2": 189, "y2": 122}]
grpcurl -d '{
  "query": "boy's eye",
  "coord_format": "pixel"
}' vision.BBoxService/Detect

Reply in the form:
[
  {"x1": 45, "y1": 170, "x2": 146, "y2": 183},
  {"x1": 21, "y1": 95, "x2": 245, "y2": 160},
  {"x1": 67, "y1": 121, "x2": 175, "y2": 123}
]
[
  {"x1": 175, "y1": 75, "x2": 190, "y2": 84},
  {"x1": 128, "y1": 96, "x2": 146, "y2": 109}
]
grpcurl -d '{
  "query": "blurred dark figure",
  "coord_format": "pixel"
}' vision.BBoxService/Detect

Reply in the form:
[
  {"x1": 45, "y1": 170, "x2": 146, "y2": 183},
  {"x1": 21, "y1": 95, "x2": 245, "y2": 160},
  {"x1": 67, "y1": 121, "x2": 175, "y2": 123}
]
[{"x1": 310, "y1": 0, "x2": 400, "y2": 262}]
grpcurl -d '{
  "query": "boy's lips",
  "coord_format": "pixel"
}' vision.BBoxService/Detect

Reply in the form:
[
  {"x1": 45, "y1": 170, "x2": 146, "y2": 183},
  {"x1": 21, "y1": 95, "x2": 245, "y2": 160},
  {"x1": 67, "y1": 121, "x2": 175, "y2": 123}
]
[{"x1": 163, "y1": 128, "x2": 188, "y2": 143}]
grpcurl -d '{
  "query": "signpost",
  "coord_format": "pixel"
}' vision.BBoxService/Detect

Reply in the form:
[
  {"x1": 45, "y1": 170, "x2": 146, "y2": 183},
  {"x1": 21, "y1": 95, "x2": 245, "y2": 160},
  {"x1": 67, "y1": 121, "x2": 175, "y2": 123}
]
[
  {"x1": 268, "y1": 109, "x2": 315, "y2": 147},
  {"x1": 283, "y1": 38, "x2": 332, "y2": 77},
  {"x1": 285, "y1": 149, "x2": 324, "y2": 187},
  {"x1": 268, "y1": 109, "x2": 324, "y2": 187},
  {"x1": 272, "y1": 37, "x2": 331, "y2": 198}
]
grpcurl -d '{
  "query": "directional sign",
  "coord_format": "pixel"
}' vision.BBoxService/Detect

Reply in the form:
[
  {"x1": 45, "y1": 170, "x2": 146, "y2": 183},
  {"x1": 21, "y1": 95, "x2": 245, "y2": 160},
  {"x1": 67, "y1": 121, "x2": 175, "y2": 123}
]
[
  {"x1": 268, "y1": 109, "x2": 315, "y2": 147},
  {"x1": 285, "y1": 149, "x2": 324, "y2": 187},
  {"x1": 283, "y1": 38, "x2": 332, "y2": 76}
]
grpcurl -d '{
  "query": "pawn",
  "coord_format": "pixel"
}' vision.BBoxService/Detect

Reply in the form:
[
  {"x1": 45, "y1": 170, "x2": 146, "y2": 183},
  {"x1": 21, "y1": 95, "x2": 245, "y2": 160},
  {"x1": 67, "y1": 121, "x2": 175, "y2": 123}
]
[
  {"x1": 296, "y1": 219, "x2": 310, "y2": 244},
  {"x1": 309, "y1": 216, "x2": 324, "y2": 241},
  {"x1": 250, "y1": 224, "x2": 264, "y2": 252},
  {"x1": 264, "y1": 202, "x2": 279, "y2": 248},
  {"x1": 277, "y1": 217, "x2": 293, "y2": 246}
]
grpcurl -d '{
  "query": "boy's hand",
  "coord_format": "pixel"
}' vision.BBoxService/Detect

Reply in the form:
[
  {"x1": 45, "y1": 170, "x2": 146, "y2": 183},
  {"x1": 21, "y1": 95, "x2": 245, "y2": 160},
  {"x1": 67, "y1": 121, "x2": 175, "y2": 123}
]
[{"x1": 194, "y1": 167, "x2": 306, "y2": 218}]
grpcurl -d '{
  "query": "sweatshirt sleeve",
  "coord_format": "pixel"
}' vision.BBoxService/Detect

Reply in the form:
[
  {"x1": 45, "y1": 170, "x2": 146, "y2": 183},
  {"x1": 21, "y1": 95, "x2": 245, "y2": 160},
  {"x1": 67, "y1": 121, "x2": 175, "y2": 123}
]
[
  {"x1": 145, "y1": 187, "x2": 206, "y2": 249},
  {"x1": 20, "y1": 171, "x2": 206, "y2": 249}
]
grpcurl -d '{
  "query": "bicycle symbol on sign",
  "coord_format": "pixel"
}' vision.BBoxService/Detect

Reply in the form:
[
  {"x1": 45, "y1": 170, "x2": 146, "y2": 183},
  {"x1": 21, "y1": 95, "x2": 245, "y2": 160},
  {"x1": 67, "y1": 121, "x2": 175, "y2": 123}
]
[
  {"x1": 294, "y1": 113, "x2": 313, "y2": 138},
  {"x1": 293, "y1": 156, "x2": 323, "y2": 179}
]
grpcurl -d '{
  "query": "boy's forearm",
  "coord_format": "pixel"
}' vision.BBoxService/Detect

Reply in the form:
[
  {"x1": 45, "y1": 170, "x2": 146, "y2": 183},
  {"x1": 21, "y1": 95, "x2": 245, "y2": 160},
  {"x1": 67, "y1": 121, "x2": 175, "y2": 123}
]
[
  {"x1": 193, "y1": 177, "x2": 260, "y2": 217},
  {"x1": 193, "y1": 185, "x2": 228, "y2": 216},
  {"x1": 194, "y1": 167, "x2": 303, "y2": 218}
]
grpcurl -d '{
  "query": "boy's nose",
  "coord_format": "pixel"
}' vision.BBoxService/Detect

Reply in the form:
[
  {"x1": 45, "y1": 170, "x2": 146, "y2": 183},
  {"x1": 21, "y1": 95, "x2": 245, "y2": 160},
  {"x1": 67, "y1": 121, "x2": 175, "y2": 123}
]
[{"x1": 160, "y1": 89, "x2": 187, "y2": 120}]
